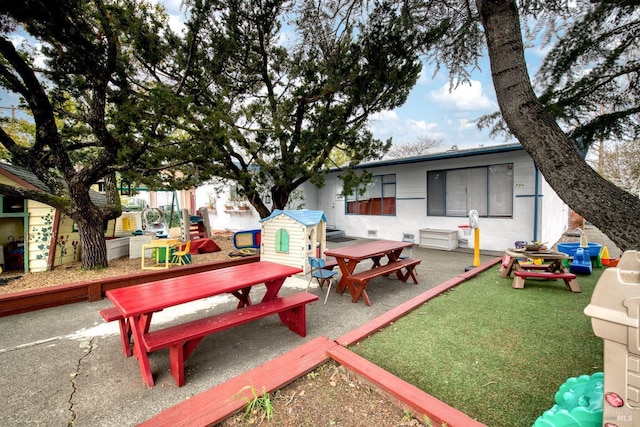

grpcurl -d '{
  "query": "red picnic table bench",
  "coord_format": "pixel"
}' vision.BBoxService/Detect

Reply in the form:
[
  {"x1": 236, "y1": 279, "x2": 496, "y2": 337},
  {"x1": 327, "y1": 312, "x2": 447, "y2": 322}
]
[{"x1": 104, "y1": 261, "x2": 316, "y2": 387}]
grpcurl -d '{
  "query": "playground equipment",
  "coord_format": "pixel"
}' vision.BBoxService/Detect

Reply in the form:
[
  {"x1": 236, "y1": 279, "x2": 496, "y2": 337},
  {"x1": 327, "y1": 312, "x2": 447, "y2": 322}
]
[
  {"x1": 532, "y1": 372, "x2": 604, "y2": 427},
  {"x1": 558, "y1": 234, "x2": 603, "y2": 270},
  {"x1": 570, "y1": 247, "x2": 593, "y2": 275},
  {"x1": 179, "y1": 208, "x2": 210, "y2": 241},
  {"x1": 142, "y1": 208, "x2": 169, "y2": 238},
  {"x1": 584, "y1": 250, "x2": 640, "y2": 426},
  {"x1": 228, "y1": 229, "x2": 261, "y2": 257},
  {"x1": 569, "y1": 229, "x2": 593, "y2": 275},
  {"x1": 465, "y1": 209, "x2": 480, "y2": 271}
]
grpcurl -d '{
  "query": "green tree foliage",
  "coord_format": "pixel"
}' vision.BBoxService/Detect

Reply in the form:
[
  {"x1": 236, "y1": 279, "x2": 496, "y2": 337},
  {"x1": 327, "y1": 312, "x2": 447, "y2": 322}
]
[
  {"x1": 133, "y1": 0, "x2": 433, "y2": 217},
  {"x1": 535, "y1": 1, "x2": 640, "y2": 157},
  {"x1": 401, "y1": 0, "x2": 640, "y2": 250},
  {"x1": 0, "y1": 0, "x2": 181, "y2": 269},
  {"x1": 0, "y1": 115, "x2": 34, "y2": 159}
]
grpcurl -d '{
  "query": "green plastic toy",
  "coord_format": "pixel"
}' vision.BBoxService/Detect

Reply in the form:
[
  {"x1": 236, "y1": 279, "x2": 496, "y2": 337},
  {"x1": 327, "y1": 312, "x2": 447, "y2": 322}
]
[{"x1": 533, "y1": 372, "x2": 603, "y2": 427}]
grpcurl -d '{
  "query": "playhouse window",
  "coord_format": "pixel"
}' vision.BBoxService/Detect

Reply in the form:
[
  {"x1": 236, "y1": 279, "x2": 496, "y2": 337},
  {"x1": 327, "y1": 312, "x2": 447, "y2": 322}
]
[
  {"x1": 345, "y1": 174, "x2": 396, "y2": 216},
  {"x1": 275, "y1": 229, "x2": 289, "y2": 253},
  {"x1": 426, "y1": 164, "x2": 513, "y2": 217},
  {"x1": 1, "y1": 195, "x2": 25, "y2": 214}
]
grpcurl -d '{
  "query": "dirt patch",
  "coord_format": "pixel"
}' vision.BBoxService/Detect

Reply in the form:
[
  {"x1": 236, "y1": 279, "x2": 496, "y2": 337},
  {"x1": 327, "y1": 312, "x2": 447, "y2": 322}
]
[{"x1": 217, "y1": 360, "x2": 422, "y2": 427}]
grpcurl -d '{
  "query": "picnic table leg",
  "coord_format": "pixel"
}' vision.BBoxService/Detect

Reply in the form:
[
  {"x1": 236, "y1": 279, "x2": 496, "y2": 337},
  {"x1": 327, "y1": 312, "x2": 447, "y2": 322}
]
[
  {"x1": 335, "y1": 259, "x2": 358, "y2": 296},
  {"x1": 350, "y1": 281, "x2": 372, "y2": 306},
  {"x1": 399, "y1": 266, "x2": 419, "y2": 283},
  {"x1": 168, "y1": 337, "x2": 205, "y2": 387},
  {"x1": 232, "y1": 287, "x2": 253, "y2": 308},
  {"x1": 500, "y1": 256, "x2": 518, "y2": 278},
  {"x1": 130, "y1": 315, "x2": 155, "y2": 388},
  {"x1": 262, "y1": 278, "x2": 287, "y2": 302},
  {"x1": 278, "y1": 305, "x2": 308, "y2": 337}
]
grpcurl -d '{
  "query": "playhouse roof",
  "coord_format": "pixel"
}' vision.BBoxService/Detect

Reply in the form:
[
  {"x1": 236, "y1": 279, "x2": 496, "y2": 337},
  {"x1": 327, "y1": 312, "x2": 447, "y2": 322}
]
[
  {"x1": 0, "y1": 162, "x2": 107, "y2": 206},
  {"x1": 260, "y1": 209, "x2": 327, "y2": 226}
]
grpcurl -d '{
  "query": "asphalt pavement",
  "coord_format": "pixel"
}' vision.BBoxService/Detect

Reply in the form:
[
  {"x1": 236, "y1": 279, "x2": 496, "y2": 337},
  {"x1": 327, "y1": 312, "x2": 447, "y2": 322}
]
[{"x1": 0, "y1": 228, "x2": 617, "y2": 426}]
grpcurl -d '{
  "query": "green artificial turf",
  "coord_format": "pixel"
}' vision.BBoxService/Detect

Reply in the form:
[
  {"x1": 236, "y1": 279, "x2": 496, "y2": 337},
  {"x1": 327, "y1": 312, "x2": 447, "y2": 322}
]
[{"x1": 351, "y1": 266, "x2": 605, "y2": 427}]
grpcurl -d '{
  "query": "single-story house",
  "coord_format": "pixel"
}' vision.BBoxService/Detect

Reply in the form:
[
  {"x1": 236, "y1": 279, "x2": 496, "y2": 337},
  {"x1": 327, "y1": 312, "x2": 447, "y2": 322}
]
[
  {"x1": 190, "y1": 142, "x2": 570, "y2": 254},
  {"x1": 300, "y1": 143, "x2": 568, "y2": 252}
]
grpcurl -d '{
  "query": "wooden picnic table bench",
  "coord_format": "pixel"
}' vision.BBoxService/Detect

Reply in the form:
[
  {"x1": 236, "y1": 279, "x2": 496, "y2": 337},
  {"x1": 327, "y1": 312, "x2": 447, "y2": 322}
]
[
  {"x1": 345, "y1": 257, "x2": 421, "y2": 305},
  {"x1": 100, "y1": 307, "x2": 132, "y2": 357},
  {"x1": 143, "y1": 292, "x2": 317, "y2": 387},
  {"x1": 512, "y1": 270, "x2": 580, "y2": 292},
  {"x1": 323, "y1": 257, "x2": 338, "y2": 270}
]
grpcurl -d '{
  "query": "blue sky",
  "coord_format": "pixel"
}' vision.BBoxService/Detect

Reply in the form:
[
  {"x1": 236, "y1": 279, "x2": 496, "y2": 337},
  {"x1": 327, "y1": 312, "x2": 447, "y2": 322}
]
[{"x1": 1, "y1": 1, "x2": 548, "y2": 152}]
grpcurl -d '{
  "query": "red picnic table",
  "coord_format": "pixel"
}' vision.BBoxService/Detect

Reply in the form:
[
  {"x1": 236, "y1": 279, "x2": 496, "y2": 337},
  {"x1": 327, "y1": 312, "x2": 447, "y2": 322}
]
[
  {"x1": 324, "y1": 239, "x2": 420, "y2": 306},
  {"x1": 105, "y1": 261, "x2": 316, "y2": 387}
]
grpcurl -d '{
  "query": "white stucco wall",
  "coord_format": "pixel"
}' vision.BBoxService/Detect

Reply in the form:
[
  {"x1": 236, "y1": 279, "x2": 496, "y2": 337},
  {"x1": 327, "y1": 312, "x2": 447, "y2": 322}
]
[{"x1": 300, "y1": 147, "x2": 568, "y2": 253}]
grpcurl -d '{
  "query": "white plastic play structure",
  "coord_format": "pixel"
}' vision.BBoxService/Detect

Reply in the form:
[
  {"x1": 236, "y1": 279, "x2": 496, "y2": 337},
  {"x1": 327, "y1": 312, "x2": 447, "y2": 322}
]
[{"x1": 142, "y1": 208, "x2": 169, "y2": 237}]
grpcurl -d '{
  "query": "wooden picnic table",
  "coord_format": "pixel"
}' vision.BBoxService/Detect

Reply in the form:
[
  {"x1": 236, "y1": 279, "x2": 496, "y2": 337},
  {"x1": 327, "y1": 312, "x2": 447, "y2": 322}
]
[
  {"x1": 105, "y1": 261, "x2": 316, "y2": 387},
  {"x1": 324, "y1": 240, "x2": 420, "y2": 305},
  {"x1": 500, "y1": 249, "x2": 580, "y2": 292}
]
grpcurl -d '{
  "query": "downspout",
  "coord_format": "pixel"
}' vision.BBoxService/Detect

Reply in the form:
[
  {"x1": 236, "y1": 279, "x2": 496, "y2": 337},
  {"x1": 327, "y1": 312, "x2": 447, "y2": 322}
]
[{"x1": 533, "y1": 164, "x2": 540, "y2": 242}]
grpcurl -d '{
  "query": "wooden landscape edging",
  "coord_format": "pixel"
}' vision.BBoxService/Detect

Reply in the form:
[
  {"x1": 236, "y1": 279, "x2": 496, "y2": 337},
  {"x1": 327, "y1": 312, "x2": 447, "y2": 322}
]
[
  {"x1": 143, "y1": 257, "x2": 501, "y2": 427},
  {"x1": 139, "y1": 336, "x2": 336, "y2": 427},
  {"x1": 0, "y1": 255, "x2": 259, "y2": 317}
]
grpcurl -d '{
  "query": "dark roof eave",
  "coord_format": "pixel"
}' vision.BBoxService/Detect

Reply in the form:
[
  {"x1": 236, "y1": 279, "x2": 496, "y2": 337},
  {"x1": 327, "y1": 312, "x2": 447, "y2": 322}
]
[{"x1": 331, "y1": 143, "x2": 524, "y2": 171}]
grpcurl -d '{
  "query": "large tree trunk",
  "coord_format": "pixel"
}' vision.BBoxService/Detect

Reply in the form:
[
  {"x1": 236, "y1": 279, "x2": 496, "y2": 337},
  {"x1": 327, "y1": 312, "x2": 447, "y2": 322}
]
[
  {"x1": 69, "y1": 189, "x2": 110, "y2": 270},
  {"x1": 477, "y1": 0, "x2": 640, "y2": 251},
  {"x1": 75, "y1": 214, "x2": 109, "y2": 270}
]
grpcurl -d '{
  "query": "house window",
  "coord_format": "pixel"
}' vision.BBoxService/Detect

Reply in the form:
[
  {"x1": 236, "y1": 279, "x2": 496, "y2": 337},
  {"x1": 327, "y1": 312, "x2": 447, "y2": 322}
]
[
  {"x1": 427, "y1": 164, "x2": 513, "y2": 217},
  {"x1": 345, "y1": 174, "x2": 396, "y2": 215},
  {"x1": 275, "y1": 228, "x2": 289, "y2": 253}
]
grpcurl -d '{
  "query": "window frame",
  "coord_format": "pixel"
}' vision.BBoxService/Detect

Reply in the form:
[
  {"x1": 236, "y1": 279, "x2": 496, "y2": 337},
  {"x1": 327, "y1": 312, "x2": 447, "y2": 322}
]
[
  {"x1": 345, "y1": 173, "x2": 396, "y2": 216},
  {"x1": 426, "y1": 164, "x2": 513, "y2": 218}
]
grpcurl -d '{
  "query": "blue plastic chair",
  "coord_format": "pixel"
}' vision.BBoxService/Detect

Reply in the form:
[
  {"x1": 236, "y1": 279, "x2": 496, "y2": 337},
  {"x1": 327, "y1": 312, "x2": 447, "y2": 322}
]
[{"x1": 307, "y1": 257, "x2": 338, "y2": 304}]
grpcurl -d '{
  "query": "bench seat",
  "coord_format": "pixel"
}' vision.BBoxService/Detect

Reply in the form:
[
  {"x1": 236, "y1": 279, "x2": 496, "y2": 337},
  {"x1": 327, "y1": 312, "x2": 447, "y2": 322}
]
[
  {"x1": 348, "y1": 257, "x2": 421, "y2": 284},
  {"x1": 512, "y1": 270, "x2": 580, "y2": 292},
  {"x1": 323, "y1": 257, "x2": 338, "y2": 270},
  {"x1": 100, "y1": 307, "x2": 132, "y2": 356},
  {"x1": 143, "y1": 291, "x2": 318, "y2": 386},
  {"x1": 344, "y1": 257, "x2": 421, "y2": 305}
]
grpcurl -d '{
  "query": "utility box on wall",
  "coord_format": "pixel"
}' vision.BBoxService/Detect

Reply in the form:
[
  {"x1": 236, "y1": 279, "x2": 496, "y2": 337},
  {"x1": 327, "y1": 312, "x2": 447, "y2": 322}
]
[{"x1": 584, "y1": 250, "x2": 640, "y2": 426}]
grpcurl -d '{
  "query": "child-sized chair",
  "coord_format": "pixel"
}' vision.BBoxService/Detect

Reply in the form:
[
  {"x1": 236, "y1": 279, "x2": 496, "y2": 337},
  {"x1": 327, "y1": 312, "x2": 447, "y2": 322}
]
[
  {"x1": 170, "y1": 241, "x2": 192, "y2": 265},
  {"x1": 307, "y1": 257, "x2": 338, "y2": 304}
]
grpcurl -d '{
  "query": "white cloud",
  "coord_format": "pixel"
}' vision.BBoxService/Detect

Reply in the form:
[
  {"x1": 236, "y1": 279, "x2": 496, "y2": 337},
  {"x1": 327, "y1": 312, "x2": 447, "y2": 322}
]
[
  {"x1": 368, "y1": 110, "x2": 441, "y2": 145},
  {"x1": 428, "y1": 80, "x2": 496, "y2": 111},
  {"x1": 167, "y1": 13, "x2": 186, "y2": 34}
]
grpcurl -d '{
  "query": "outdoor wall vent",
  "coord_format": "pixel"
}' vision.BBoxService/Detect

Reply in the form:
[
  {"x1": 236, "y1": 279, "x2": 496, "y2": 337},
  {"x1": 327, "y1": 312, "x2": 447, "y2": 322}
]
[
  {"x1": 368, "y1": 230, "x2": 377, "y2": 237},
  {"x1": 402, "y1": 233, "x2": 415, "y2": 241}
]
